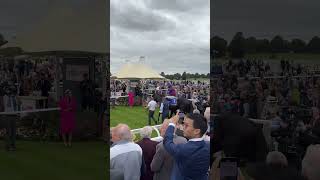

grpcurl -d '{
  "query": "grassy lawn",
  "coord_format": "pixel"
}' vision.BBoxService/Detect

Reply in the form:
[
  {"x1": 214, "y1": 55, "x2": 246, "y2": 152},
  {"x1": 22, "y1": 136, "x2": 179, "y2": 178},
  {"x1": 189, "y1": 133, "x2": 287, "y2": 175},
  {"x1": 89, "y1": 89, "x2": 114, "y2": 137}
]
[
  {"x1": 110, "y1": 106, "x2": 161, "y2": 129},
  {"x1": 0, "y1": 140, "x2": 108, "y2": 180}
]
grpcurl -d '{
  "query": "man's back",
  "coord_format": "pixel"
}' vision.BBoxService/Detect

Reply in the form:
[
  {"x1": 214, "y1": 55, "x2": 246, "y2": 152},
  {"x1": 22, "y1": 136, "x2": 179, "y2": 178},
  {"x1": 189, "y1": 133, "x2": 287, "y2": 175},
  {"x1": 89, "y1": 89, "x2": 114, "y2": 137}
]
[
  {"x1": 151, "y1": 136, "x2": 187, "y2": 180},
  {"x1": 137, "y1": 138, "x2": 158, "y2": 180},
  {"x1": 148, "y1": 100, "x2": 157, "y2": 111},
  {"x1": 80, "y1": 79, "x2": 93, "y2": 96},
  {"x1": 164, "y1": 126, "x2": 210, "y2": 180},
  {"x1": 110, "y1": 141, "x2": 143, "y2": 180},
  {"x1": 174, "y1": 140, "x2": 210, "y2": 180}
]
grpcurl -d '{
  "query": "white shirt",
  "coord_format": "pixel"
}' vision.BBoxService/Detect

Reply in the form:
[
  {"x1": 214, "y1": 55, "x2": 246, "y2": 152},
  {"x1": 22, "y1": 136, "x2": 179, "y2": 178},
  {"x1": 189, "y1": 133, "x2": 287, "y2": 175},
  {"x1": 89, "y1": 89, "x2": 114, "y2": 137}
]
[
  {"x1": 148, "y1": 100, "x2": 157, "y2": 111},
  {"x1": 168, "y1": 123, "x2": 207, "y2": 141},
  {"x1": 189, "y1": 137, "x2": 204, "y2": 142},
  {"x1": 159, "y1": 102, "x2": 164, "y2": 113}
]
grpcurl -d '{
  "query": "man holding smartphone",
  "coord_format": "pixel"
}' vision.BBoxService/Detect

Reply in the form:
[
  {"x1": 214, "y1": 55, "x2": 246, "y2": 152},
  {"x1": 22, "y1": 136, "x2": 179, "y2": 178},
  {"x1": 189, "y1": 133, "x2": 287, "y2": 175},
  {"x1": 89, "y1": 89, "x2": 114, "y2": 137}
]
[{"x1": 163, "y1": 111, "x2": 210, "y2": 180}]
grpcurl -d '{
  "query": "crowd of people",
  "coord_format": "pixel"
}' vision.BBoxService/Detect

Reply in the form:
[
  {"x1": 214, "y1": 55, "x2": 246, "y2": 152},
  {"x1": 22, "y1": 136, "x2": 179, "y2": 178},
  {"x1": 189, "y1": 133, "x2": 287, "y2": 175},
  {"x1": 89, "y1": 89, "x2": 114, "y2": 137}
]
[
  {"x1": 111, "y1": 79, "x2": 209, "y2": 100},
  {"x1": 212, "y1": 58, "x2": 320, "y2": 179},
  {"x1": 110, "y1": 76, "x2": 212, "y2": 180},
  {"x1": 0, "y1": 58, "x2": 105, "y2": 150},
  {"x1": 0, "y1": 59, "x2": 55, "y2": 111},
  {"x1": 110, "y1": 110, "x2": 211, "y2": 180},
  {"x1": 223, "y1": 58, "x2": 312, "y2": 78}
]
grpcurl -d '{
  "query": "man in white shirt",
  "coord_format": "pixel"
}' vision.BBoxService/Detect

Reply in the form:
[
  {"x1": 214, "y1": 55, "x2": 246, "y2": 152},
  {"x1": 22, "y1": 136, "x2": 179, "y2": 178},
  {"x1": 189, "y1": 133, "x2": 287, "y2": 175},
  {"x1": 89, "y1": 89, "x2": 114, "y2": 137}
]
[
  {"x1": 146, "y1": 97, "x2": 157, "y2": 125},
  {"x1": 110, "y1": 124, "x2": 143, "y2": 180},
  {"x1": 158, "y1": 101, "x2": 163, "y2": 122},
  {"x1": 1, "y1": 88, "x2": 17, "y2": 151}
]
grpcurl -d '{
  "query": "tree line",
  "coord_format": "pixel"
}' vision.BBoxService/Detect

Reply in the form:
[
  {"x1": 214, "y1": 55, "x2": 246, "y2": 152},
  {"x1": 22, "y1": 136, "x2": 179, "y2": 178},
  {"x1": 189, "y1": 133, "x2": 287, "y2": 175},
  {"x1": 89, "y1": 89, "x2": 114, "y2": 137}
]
[
  {"x1": 211, "y1": 32, "x2": 320, "y2": 58},
  {"x1": 160, "y1": 72, "x2": 209, "y2": 80}
]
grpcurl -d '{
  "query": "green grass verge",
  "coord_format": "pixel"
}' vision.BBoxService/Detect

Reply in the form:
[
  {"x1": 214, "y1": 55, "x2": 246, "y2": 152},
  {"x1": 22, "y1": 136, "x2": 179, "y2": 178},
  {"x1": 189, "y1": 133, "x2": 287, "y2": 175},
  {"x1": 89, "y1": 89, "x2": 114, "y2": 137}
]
[
  {"x1": 0, "y1": 141, "x2": 107, "y2": 180},
  {"x1": 110, "y1": 106, "x2": 161, "y2": 129},
  {"x1": 110, "y1": 106, "x2": 162, "y2": 140}
]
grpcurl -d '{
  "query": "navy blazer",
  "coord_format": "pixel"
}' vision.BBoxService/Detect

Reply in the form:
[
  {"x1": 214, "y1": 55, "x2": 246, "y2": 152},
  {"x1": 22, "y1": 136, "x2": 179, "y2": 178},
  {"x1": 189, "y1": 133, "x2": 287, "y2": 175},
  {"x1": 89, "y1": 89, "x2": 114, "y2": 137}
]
[{"x1": 163, "y1": 125, "x2": 210, "y2": 180}]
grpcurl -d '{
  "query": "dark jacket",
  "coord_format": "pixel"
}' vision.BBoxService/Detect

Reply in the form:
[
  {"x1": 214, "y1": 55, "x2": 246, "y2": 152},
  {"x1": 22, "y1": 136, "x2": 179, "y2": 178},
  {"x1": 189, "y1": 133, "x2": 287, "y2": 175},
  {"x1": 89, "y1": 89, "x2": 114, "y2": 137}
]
[
  {"x1": 137, "y1": 138, "x2": 159, "y2": 180},
  {"x1": 177, "y1": 98, "x2": 193, "y2": 114},
  {"x1": 163, "y1": 125, "x2": 210, "y2": 180},
  {"x1": 212, "y1": 113, "x2": 268, "y2": 162},
  {"x1": 151, "y1": 135, "x2": 187, "y2": 180},
  {"x1": 37, "y1": 79, "x2": 51, "y2": 97}
]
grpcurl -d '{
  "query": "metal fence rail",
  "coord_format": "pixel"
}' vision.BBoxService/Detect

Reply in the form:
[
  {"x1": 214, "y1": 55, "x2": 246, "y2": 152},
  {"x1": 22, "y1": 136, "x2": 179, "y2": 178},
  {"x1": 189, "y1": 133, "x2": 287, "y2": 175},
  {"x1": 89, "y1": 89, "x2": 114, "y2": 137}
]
[{"x1": 131, "y1": 124, "x2": 162, "y2": 141}]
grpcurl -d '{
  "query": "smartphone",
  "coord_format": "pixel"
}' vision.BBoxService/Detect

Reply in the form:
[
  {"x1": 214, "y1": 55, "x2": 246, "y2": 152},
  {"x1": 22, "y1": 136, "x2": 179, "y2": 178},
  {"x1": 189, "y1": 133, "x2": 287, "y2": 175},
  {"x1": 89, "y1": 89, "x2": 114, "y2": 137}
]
[
  {"x1": 219, "y1": 157, "x2": 239, "y2": 180},
  {"x1": 178, "y1": 112, "x2": 185, "y2": 124}
]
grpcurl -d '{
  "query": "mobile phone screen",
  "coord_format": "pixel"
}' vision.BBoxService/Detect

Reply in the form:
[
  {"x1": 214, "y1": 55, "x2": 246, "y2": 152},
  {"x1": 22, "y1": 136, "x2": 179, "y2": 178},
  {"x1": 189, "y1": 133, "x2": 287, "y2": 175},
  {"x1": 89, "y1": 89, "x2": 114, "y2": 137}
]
[
  {"x1": 178, "y1": 112, "x2": 185, "y2": 124},
  {"x1": 179, "y1": 112, "x2": 185, "y2": 119}
]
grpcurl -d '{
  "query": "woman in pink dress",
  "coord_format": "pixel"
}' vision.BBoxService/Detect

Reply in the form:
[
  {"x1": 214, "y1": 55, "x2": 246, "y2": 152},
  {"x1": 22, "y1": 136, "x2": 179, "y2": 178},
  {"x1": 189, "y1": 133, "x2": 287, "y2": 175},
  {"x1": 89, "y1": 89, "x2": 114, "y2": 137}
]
[
  {"x1": 128, "y1": 90, "x2": 134, "y2": 108},
  {"x1": 59, "y1": 89, "x2": 76, "y2": 147}
]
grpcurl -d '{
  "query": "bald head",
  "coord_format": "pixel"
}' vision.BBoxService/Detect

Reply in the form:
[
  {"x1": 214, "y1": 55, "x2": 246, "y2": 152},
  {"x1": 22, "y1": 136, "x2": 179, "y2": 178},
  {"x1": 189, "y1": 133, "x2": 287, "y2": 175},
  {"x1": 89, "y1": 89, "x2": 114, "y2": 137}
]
[
  {"x1": 112, "y1": 124, "x2": 132, "y2": 142},
  {"x1": 302, "y1": 145, "x2": 320, "y2": 180},
  {"x1": 266, "y1": 151, "x2": 288, "y2": 167}
]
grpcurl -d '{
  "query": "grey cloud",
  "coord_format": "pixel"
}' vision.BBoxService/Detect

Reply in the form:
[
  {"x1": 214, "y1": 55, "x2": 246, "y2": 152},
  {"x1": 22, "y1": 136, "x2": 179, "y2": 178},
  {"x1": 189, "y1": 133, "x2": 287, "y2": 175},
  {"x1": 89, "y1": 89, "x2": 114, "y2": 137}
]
[
  {"x1": 111, "y1": 0, "x2": 209, "y2": 74},
  {"x1": 145, "y1": 0, "x2": 209, "y2": 12},
  {"x1": 212, "y1": 0, "x2": 320, "y2": 41},
  {"x1": 110, "y1": 0, "x2": 176, "y2": 32}
]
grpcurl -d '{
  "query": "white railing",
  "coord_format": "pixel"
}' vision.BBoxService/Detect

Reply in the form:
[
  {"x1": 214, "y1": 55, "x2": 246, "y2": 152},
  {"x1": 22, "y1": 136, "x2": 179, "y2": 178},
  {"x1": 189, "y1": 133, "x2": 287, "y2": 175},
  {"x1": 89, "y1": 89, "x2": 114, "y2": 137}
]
[
  {"x1": 131, "y1": 124, "x2": 163, "y2": 142},
  {"x1": 0, "y1": 107, "x2": 60, "y2": 115}
]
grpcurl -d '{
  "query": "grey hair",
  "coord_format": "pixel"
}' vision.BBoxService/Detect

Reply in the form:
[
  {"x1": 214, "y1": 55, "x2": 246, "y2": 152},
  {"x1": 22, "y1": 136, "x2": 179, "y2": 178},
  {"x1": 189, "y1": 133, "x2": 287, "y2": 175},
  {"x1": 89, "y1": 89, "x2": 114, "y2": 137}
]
[
  {"x1": 193, "y1": 109, "x2": 200, "y2": 114},
  {"x1": 302, "y1": 145, "x2": 320, "y2": 180},
  {"x1": 266, "y1": 151, "x2": 288, "y2": 167},
  {"x1": 140, "y1": 126, "x2": 153, "y2": 138}
]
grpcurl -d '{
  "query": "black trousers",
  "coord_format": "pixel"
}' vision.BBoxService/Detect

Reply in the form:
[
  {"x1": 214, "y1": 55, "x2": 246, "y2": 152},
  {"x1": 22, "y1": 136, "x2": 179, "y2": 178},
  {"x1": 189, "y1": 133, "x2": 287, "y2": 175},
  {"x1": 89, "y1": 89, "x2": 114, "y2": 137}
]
[
  {"x1": 0, "y1": 115, "x2": 16, "y2": 150},
  {"x1": 39, "y1": 99, "x2": 48, "y2": 108},
  {"x1": 82, "y1": 96, "x2": 92, "y2": 111}
]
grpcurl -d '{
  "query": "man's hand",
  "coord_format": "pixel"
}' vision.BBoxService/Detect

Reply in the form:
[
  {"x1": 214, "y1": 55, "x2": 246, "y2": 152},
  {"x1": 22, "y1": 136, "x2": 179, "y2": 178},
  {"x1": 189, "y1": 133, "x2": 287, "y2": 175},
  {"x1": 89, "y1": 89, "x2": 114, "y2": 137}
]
[{"x1": 169, "y1": 110, "x2": 179, "y2": 125}]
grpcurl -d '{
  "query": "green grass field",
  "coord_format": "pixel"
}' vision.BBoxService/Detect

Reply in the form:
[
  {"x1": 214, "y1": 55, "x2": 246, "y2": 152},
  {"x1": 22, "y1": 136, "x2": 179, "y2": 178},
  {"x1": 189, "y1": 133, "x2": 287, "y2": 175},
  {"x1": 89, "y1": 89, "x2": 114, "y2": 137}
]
[
  {"x1": 0, "y1": 141, "x2": 107, "y2": 180},
  {"x1": 110, "y1": 106, "x2": 161, "y2": 129}
]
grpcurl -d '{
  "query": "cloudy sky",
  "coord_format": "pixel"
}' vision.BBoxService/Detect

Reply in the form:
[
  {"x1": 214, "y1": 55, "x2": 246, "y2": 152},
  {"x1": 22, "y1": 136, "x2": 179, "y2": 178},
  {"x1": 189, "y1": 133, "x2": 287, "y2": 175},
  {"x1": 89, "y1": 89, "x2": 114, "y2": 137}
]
[
  {"x1": 110, "y1": 0, "x2": 210, "y2": 74},
  {"x1": 0, "y1": 0, "x2": 108, "y2": 52},
  {"x1": 212, "y1": 0, "x2": 320, "y2": 42}
]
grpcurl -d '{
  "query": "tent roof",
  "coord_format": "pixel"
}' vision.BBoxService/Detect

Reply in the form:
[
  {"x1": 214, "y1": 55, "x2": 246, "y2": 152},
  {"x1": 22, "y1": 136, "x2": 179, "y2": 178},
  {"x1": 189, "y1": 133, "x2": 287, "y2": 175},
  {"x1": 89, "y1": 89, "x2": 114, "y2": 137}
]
[{"x1": 114, "y1": 63, "x2": 164, "y2": 79}]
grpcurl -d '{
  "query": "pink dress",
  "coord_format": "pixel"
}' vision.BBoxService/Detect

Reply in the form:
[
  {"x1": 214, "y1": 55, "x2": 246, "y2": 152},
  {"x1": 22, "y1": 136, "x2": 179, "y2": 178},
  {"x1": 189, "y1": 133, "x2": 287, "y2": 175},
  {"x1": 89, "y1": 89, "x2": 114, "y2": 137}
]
[
  {"x1": 128, "y1": 92, "x2": 134, "y2": 107},
  {"x1": 59, "y1": 96, "x2": 76, "y2": 134}
]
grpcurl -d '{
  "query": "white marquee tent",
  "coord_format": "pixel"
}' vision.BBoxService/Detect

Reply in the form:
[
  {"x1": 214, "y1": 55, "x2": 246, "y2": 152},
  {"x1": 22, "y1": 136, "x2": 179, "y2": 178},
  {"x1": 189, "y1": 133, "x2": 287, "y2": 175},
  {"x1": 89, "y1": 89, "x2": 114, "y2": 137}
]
[{"x1": 114, "y1": 62, "x2": 165, "y2": 80}]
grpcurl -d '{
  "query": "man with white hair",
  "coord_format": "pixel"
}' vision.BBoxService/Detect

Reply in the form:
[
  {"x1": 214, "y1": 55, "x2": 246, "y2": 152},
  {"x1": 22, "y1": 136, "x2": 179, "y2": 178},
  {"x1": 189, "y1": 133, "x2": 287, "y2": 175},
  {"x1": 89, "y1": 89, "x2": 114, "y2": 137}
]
[
  {"x1": 302, "y1": 144, "x2": 320, "y2": 180},
  {"x1": 137, "y1": 126, "x2": 158, "y2": 180},
  {"x1": 110, "y1": 124, "x2": 142, "y2": 180},
  {"x1": 151, "y1": 119, "x2": 187, "y2": 180},
  {"x1": 266, "y1": 151, "x2": 288, "y2": 167}
]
